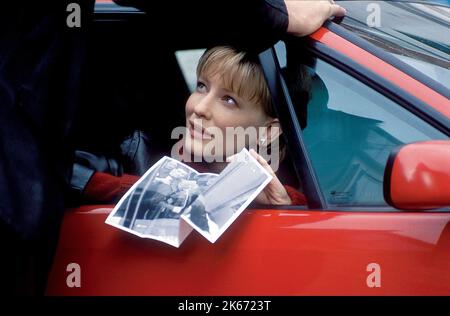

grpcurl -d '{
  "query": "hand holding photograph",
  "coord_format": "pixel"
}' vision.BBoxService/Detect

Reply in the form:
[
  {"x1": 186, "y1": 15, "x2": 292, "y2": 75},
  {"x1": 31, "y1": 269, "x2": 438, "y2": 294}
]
[{"x1": 105, "y1": 148, "x2": 272, "y2": 247}]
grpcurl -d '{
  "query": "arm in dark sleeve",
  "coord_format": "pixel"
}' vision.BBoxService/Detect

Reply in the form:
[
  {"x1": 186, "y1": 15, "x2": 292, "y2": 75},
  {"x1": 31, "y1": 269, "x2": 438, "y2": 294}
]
[
  {"x1": 113, "y1": 0, "x2": 289, "y2": 52},
  {"x1": 70, "y1": 149, "x2": 139, "y2": 204}
]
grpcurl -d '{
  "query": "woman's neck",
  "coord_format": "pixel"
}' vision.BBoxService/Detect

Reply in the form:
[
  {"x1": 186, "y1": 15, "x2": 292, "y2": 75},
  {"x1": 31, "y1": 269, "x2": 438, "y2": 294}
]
[
  {"x1": 205, "y1": 161, "x2": 228, "y2": 174},
  {"x1": 184, "y1": 160, "x2": 228, "y2": 174},
  {"x1": 176, "y1": 142, "x2": 229, "y2": 174}
]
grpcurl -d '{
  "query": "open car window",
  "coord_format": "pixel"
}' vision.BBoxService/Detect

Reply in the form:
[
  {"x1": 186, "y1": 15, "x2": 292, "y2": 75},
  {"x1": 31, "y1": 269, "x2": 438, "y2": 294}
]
[
  {"x1": 275, "y1": 41, "x2": 447, "y2": 208},
  {"x1": 175, "y1": 49, "x2": 206, "y2": 93},
  {"x1": 174, "y1": 48, "x2": 304, "y2": 206}
]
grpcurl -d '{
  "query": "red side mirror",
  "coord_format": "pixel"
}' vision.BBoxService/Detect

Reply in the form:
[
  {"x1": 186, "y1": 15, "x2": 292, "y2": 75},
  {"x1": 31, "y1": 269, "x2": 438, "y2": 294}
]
[{"x1": 384, "y1": 140, "x2": 450, "y2": 210}]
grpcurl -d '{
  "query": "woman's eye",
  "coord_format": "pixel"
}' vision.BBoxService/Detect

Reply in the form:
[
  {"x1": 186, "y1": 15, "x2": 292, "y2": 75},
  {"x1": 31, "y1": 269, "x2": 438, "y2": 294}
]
[
  {"x1": 223, "y1": 96, "x2": 237, "y2": 106},
  {"x1": 196, "y1": 81, "x2": 207, "y2": 92}
]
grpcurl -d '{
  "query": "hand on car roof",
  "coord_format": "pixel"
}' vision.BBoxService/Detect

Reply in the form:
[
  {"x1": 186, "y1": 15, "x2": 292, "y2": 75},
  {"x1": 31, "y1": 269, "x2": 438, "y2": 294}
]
[{"x1": 285, "y1": 0, "x2": 347, "y2": 36}]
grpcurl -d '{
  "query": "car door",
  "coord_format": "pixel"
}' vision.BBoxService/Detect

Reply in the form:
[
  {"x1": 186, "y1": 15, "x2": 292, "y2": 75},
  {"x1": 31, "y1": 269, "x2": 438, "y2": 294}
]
[{"x1": 260, "y1": 30, "x2": 450, "y2": 293}]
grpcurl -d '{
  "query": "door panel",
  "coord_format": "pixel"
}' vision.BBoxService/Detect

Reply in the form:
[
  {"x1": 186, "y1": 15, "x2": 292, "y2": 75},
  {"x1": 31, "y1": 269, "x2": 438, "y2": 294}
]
[{"x1": 46, "y1": 206, "x2": 450, "y2": 295}]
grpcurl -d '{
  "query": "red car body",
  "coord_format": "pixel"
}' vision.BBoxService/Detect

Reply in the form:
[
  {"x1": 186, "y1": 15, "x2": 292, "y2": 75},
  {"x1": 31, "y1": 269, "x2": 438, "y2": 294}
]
[
  {"x1": 47, "y1": 206, "x2": 450, "y2": 295},
  {"x1": 46, "y1": 1, "x2": 450, "y2": 295}
]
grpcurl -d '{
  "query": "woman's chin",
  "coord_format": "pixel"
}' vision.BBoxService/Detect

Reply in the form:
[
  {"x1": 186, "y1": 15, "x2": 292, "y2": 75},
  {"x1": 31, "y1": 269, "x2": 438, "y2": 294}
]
[
  {"x1": 184, "y1": 137, "x2": 241, "y2": 163},
  {"x1": 183, "y1": 145, "x2": 224, "y2": 163},
  {"x1": 181, "y1": 139, "x2": 203, "y2": 160}
]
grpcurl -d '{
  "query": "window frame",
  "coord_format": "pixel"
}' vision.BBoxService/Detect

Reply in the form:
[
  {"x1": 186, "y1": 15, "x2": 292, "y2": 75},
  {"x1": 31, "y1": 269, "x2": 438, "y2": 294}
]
[
  {"x1": 260, "y1": 29, "x2": 449, "y2": 211},
  {"x1": 327, "y1": 20, "x2": 450, "y2": 101}
]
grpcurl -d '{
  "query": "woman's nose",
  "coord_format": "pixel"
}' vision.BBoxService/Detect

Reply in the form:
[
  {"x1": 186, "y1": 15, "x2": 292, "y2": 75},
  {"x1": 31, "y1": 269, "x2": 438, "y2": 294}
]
[{"x1": 193, "y1": 94, "x2": 212, "y2": 119}]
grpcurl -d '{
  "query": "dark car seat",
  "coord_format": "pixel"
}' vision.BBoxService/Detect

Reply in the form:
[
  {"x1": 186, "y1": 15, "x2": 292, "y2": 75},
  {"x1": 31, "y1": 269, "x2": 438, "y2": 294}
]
[{"x1": 68, "y1": 11, "x2": 191, "y2": 204}]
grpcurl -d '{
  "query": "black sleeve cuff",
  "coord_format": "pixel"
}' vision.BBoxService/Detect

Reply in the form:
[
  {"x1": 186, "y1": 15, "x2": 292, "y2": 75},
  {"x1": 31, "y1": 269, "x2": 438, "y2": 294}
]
[
  {"x1": 70, "y1": 163, "x2": 95, "y2": 195},
  {"x1": 263, "y1": 0, "x2": 289, "y2": 35}
]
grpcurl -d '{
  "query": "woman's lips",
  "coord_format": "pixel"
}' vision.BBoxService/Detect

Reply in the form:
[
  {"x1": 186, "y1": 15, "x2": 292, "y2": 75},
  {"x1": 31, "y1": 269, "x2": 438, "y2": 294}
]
[{"x1": 189, "y1": 121, "x2": 213, "y2": 140}]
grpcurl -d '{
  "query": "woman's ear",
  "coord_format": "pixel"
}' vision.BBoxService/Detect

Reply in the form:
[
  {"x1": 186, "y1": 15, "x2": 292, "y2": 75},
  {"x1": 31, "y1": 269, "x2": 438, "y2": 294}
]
[{"x1": 260, "y1": 118, "x2": 283, "y2": 146}]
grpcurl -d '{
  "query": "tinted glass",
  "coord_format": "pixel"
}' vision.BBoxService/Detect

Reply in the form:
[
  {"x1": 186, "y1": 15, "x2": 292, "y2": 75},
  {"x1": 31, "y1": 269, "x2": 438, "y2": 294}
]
[
  {"x1": 340, "y1": 1, "x2": 450, "y2": 88},
  {"x1": 276, "y1": 42, "x2": 448, "y2": 207}
]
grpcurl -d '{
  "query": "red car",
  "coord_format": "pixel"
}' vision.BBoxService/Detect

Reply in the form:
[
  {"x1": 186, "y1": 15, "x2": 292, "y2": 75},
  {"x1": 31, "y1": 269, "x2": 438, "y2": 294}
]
[{"x1": 46, "y1": 0, "x2": 450, "y2": 295}]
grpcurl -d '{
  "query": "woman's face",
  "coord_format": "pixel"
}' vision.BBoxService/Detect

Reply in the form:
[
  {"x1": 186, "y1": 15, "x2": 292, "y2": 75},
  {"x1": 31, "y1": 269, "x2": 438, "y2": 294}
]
[{"x1": 184, "y1": 72, "x2": 271, "y2": 160}]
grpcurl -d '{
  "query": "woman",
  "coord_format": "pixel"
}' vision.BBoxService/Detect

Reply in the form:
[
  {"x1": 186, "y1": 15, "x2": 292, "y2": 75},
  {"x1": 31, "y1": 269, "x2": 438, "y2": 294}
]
[{"x1": 83, "y1": 46, "x2": 306, "y2": 206}]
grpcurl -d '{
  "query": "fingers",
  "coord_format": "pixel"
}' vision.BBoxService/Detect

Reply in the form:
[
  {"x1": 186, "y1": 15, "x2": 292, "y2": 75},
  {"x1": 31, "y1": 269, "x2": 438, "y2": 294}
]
[
  {"x1": 228, "y1": 149, "x2": 276, "y2": 178},
  {"x1": 249, "y1": 148, "x2": 264, "y2": 164},
  {"x1": 249, "y1": 149, "x2": 276, "y2": 177},
  {"x1": 331, "y1": 4, "x2": 347, "y2": 17},
  {"x1": 249, "y1": 149, "x2": 291, "y2": 205},
  {"x1": 285, "y1": 0, "x2": 347, "y2": 37}
]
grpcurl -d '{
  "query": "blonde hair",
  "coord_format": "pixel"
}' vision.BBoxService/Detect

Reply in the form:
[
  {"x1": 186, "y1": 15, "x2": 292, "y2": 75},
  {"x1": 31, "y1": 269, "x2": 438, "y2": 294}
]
[
  {"x1": 197, "y1": 46, "x2": 286, "y2": 161},
  {"x1": 196, "y1": 46, "x2": 275, "y2": 118}
]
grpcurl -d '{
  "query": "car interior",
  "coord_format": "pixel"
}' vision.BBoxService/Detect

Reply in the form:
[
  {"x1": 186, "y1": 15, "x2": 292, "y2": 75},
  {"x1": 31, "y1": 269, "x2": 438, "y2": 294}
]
[
  {"x1": 69, "y1": 2, "x2": 302, "y2": 207},
  {"x1": 72, "y1": 8, "x2": 187, "y2": 161}
]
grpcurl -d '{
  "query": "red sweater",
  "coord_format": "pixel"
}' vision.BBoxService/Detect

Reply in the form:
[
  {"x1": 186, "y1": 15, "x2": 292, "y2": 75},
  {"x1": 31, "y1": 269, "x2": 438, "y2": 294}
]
[{"x1": 83, "y1": 172, "x2": 307, "y2": 206}]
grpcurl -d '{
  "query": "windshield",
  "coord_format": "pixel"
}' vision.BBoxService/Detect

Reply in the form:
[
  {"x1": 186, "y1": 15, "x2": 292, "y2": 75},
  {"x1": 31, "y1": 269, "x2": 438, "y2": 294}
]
[{"x1": 339, "y1": 1, "x2": 450, "y2": 88}]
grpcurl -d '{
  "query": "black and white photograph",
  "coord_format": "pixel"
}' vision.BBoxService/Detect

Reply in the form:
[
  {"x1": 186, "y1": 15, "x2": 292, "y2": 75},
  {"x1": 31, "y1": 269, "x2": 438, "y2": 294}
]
[
  {"x1": 181, "y1": 149, "x2": 273, "y2": 243},
  {"x1": 106, "y1": 156, "x2": 217, "y2": 247},
  {"x1": 106, "y1": 149, "x2": 272, "y2": 247}
]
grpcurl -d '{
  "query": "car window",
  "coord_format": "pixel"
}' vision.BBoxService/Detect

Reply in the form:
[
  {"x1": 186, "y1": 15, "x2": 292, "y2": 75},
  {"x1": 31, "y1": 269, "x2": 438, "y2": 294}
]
[
  {"x1": 276, "y1": 43, "x2": 448, "y2": 207},
  {"x1": 175, "y1": 49, "x2": 206, "y2": 93},
  {"x1": 174, "y1": 47, "x2": 302, "y2": 204},
  {"x1": 340, "y1": 1, "x2": 450, "y2": 90}
]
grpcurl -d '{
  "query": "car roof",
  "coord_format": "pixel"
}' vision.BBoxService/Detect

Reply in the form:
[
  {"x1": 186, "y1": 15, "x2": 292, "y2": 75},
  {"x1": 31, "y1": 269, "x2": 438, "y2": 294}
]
[
  {"x1": 325, "y1": 1, "x2": 450, "y2": 114},
  {"x1": 338, "y1": 1, "x2": 450, "y2": 62}
]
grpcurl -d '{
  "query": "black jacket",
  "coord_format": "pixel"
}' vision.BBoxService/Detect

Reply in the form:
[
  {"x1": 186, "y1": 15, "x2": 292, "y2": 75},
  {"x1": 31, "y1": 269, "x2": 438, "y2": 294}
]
[
  {"x1": 0, "y1": 1, "x2": 94, "y2": 242},
  {"x1": 113, "y1": 0, "x2": 289, "y2": 51}
]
